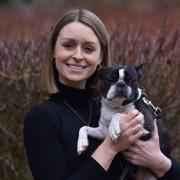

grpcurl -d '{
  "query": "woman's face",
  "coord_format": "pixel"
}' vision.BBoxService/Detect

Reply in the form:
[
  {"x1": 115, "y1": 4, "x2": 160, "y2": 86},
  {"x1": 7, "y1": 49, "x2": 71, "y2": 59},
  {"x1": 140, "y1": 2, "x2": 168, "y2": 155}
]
[{"x1": 54, "y1": 22, "x2": 102, "y2": 89}]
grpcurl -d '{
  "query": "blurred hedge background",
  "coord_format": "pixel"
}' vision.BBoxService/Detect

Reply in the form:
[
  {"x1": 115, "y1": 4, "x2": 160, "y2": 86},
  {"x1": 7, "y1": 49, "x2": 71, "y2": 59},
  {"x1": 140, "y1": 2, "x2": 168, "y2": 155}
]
[{"x1": 0, "y1": 0, "x2": 180, "y2": 179}]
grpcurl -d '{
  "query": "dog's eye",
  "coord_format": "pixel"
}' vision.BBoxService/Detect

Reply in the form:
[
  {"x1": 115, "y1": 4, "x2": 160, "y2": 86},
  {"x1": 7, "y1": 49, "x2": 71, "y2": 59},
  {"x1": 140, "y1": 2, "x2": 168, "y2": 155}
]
[
  {"x1": 111, "y1": 72, "x2": 118, "y2": 79},
  {"x1": 130, "y1": 79, "x2": 137, "y2": 87}
]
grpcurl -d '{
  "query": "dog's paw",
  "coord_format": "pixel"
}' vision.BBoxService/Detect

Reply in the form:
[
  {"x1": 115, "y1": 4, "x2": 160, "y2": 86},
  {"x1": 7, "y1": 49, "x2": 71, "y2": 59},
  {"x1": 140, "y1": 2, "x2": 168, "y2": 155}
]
[
  {"x1": 77, "y1": 138, "x2": 89, "y2": 155},
  {"x1": 77, "y1": 126, "x2": 89, "y2": 155},
  {"x1": 109, "y1": 113, "x2": 122, "y2": 142}
]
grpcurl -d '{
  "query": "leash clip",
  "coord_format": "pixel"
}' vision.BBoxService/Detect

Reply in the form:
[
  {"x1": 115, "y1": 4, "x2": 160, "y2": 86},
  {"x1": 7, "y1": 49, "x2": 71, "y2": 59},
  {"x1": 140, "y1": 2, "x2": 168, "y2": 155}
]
[
  {"x1": 142, "y1": 97, "x2": 163, "y2": 118},
  {"x1": 142, "y1": 97, "x2": 151, "y2": 105},
  {"x1": 154, "y1": 107, "x2": 163, "y2": 118}
]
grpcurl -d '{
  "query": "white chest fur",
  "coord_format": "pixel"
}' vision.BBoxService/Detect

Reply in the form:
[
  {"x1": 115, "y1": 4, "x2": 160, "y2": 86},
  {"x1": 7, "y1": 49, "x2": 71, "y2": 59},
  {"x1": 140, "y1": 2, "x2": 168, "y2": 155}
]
[{"x1": 99, "y1": 100, "x2": 136, "y2": 127}]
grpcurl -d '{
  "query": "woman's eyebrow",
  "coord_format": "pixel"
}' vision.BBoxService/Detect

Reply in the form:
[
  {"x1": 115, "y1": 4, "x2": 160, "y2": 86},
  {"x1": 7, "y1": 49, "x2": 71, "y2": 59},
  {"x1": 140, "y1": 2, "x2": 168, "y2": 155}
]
[
  {"x1": 61, "y1": 38, "x2": 97, "y2": 45},
  {"x1": 60, "y1": 38, "x2": 74, "y2": 41},
  {"x1": 84, "y1": 41, "x2": 97, "y2": 45}
]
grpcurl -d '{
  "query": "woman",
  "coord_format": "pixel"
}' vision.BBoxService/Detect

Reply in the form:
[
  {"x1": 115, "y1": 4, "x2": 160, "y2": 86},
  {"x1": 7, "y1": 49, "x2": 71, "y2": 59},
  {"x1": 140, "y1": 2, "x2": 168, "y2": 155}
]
[{"x1": 23, "y1": 9, "x2": 180, "y2": 180}]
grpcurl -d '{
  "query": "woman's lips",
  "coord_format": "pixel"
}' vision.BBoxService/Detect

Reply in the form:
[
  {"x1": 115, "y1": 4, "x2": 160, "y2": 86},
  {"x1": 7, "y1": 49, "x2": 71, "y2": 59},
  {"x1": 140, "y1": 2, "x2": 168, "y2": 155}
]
[{"x1": 66, "y1": 64, "x2": 87, "y2": 70}]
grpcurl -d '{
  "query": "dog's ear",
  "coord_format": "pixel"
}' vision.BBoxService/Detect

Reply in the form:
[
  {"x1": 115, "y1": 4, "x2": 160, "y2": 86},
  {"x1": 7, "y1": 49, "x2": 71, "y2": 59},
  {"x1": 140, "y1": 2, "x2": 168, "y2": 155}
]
[
  {"x1": 89, "y1": 67, "x2": 108, "y2": 97},
  {"x1": 135, "y1": 64, "x2": 144, "y2": 80}
]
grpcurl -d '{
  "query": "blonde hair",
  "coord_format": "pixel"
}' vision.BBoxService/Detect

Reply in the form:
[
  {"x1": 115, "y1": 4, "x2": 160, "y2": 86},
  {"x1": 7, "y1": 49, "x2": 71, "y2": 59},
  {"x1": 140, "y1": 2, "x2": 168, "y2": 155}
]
[{"x1": 42, "y1": 9, "x2": 111, "y2": 94}]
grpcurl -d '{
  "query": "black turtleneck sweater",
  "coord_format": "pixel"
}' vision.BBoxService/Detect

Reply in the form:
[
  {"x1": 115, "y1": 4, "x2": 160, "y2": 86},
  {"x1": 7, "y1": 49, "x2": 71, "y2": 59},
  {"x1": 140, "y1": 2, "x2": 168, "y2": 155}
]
[
  {"x1": 24, "y1": 82, "x2": 180, "y2": 180},
  {"x1": 23, "y1": 82, "x2": 123, "y2": 180}
]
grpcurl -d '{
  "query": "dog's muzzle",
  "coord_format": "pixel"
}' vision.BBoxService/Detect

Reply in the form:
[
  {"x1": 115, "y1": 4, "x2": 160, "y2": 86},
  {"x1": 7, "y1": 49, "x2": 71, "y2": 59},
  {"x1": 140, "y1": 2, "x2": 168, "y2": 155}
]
[{"x1": 115, "y1": 82, "x2": 130, "y2": 99}]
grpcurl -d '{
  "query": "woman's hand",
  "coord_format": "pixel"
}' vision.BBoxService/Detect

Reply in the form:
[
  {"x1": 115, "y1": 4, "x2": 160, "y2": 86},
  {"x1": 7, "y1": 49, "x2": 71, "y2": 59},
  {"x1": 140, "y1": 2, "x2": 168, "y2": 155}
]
[
  {"x1": 92, "y1": 110, "x2": 143, "y2": 170},
  {"x1": 104, "y1": 110, "x2": 143, "y2": 154},
  {"x1": 124, "y1": 119, "x2": 172, "y2": 177}
]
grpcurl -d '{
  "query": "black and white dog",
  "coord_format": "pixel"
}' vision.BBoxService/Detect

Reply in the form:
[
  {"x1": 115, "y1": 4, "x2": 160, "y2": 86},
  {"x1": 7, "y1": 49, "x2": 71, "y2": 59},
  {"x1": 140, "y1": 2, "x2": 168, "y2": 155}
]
[{"x1": 77, "y1": 64, "x2": 170, "y2": 179}]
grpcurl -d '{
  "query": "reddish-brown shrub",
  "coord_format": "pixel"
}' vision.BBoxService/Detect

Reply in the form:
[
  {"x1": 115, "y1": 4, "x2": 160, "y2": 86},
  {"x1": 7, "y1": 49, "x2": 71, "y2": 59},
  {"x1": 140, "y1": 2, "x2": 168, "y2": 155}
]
[{"x1": 0, "y1": 23, "x2": 179, "y2": 179}]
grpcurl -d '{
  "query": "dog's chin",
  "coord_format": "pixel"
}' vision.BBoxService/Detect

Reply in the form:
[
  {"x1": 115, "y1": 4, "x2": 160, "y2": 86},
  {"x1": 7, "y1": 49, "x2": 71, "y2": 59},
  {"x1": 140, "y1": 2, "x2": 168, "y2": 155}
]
[
  {"x1": 104, "y1": 96, "x2": 126, "y2": 108},
  {"x1": 107, "y1": 94, "x2": 125, "y2": 101}
]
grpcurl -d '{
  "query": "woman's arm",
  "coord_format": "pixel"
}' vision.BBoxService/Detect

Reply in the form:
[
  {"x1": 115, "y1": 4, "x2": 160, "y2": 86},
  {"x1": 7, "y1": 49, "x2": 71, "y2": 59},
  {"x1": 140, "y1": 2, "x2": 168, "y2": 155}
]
[
  {"x1": 24, "y1": 106, "x2": 143, "y2": 180},
  {"x1": 92, "y1": 110, "x2": 143, "y2": 170},
  {"x1": 23, "y1": 106, "x2": 107, "y2": 180},
  {"x1": 24, "y1": 107, "x2": 69, "y2": 180},
  {"x1": 124, "y1": 120, "x2": 180, "y2": 179}
]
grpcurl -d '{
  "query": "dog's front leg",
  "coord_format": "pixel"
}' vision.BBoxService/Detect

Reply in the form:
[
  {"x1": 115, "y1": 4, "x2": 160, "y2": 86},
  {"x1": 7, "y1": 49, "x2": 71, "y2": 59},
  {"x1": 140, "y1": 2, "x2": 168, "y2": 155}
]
[
  {"x1": 77, "y1": 126, "x2": 89, "y2": 155},
  {"x1": 109, "y1": 113, "x2": 124, "y2": 142},
  {"x1": 77, "y1": 126, "x2": 108, "y2": 155}
]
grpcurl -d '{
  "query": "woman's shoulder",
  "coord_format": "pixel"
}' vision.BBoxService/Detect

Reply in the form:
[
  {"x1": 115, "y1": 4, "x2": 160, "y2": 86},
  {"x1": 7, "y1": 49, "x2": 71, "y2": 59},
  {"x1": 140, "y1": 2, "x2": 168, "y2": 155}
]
[
  {"x1": 24, "y1": 99, "x2": 63, "y2": 140},
  {"x1": 24, "y1": 97, "x2": 64, "y2": 129},
  {"x1": 27, "y1": 99, "x2": 58, "y2": 115},
  {"x1": 28, "y1": 93, "x2": 65, "y2": 114}
]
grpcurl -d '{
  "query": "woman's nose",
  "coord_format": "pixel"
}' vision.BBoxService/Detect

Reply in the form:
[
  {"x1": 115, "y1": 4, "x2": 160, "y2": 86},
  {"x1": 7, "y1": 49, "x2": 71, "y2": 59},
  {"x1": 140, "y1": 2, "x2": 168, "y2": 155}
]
[{"x1": 72, "y1": 46, "x2": 83, "y2": 60}]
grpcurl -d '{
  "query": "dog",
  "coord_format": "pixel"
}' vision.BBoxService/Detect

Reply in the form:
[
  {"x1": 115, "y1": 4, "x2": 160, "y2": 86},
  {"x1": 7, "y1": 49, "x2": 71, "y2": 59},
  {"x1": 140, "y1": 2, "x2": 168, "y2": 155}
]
[{"x1": 77, "y1": 64, "x2": 170, "y2": 179}]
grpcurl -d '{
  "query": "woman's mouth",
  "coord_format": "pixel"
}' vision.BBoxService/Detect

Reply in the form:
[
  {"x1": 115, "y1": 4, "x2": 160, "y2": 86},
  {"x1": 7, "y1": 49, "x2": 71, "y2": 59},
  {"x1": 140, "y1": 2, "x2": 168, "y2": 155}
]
[{"x1": 66, "y1": 64, "x2": 87, "y2": 70}]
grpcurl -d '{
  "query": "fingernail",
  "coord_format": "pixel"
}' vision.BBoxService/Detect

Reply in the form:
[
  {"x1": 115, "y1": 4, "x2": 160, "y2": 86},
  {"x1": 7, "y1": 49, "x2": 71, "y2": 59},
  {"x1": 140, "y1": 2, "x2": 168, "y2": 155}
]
[{"x1": 132, "y1": 110, "x2": 138, "y2": 115}]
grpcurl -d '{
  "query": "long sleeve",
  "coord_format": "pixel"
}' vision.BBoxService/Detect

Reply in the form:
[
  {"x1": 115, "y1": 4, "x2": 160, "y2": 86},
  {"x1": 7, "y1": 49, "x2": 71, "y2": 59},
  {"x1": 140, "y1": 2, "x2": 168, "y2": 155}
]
[
  {"x1": 159, "y1": 157, "x2": 180, "y2": 180},
  {"x1": 23, "y1": 106, "x2": 108, "y2": 180}
]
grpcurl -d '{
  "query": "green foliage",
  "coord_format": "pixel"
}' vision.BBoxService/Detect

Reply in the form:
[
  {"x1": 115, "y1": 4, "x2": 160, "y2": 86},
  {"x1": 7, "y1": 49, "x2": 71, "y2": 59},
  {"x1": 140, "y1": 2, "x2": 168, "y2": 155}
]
[{"x1": 0, "y1": 23, "x2": 179, "y2": 179}]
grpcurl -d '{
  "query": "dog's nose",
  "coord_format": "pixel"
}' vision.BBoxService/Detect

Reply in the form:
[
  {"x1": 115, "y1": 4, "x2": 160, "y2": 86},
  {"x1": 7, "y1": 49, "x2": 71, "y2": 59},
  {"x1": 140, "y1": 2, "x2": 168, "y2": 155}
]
[{"x1": 116, "y1": 82, "x2": 126, "y2": 88}]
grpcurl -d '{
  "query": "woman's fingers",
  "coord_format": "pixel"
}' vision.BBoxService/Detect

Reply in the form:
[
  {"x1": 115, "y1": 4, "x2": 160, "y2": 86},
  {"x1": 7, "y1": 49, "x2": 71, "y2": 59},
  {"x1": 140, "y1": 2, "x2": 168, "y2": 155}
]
[
  {"x1": 122, "y1": 126, "x2": 143, "y2": 145},
  {"x1": 128, "y1": 113, "x2": 143, "y2": 128},
  {"x1": 130, "y1": 130, "x2": 143, "y2": 142},
  {"x1": 118, "y1": 111, "x2": 143, "y2": 146},
  {"x1": 120, "y1": 113, "x2": 143, "y2": 134},
  {"x1": 124, "y1": 144, "x2": 143, "y2": 165},
  {"x1": 152, "y1": 119, "x2": 159, "y2": 138},
  {"x1": 124, "y1": 110, "x2": 139, "y2": 123},
  {"x1": 129, "y1": 124, "x2": 142, "y2": 135}
]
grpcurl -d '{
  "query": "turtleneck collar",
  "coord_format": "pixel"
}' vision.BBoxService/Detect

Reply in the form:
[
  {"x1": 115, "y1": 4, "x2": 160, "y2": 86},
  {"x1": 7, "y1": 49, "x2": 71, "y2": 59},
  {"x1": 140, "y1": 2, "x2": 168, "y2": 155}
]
[{"x1": 51, "y1": 81, "x2": 91, "y2": 104}]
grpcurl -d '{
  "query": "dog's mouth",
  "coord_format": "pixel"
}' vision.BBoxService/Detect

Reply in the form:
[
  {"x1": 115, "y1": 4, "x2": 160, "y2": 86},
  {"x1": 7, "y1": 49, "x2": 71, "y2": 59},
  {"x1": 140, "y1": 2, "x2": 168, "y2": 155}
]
[
  {"x1": 103, "y1": 96, "x2": 126, "y2": 109},
  {"x1": 106, "y1": 89, "x2": 130, "y2": 101},
  {"x1": 106, "y1": 94, "x2": 125, "y2": 101}
]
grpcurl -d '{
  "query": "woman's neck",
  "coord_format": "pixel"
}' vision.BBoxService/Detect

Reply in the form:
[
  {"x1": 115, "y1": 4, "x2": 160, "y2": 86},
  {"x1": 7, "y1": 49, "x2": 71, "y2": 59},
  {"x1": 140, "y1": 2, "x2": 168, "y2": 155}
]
[
  {"x1": 53, "y1": 81, "x2": 90, "y2": 105},
  {"x1": 58, "y1": 78, "x2": 86, "y2": 89}
]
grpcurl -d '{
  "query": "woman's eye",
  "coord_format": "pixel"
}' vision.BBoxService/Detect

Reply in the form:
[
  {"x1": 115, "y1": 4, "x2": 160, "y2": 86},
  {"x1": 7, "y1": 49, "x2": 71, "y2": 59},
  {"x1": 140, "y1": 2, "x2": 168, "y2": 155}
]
[
  {"x1": 84, "y1": 47, "x2": 94, "y2": 53},
  {"x1": 63, "y1": 43, "x2": 73, "y2": 49}
]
